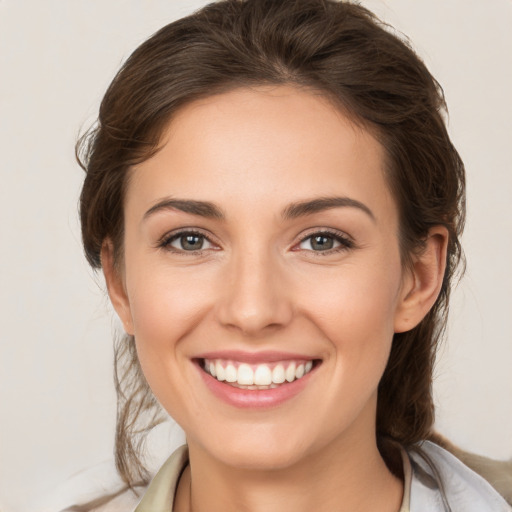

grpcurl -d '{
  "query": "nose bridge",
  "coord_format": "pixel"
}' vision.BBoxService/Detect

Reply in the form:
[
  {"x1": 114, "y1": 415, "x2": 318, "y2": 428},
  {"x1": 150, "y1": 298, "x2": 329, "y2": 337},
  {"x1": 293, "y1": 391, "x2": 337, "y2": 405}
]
[{"x1": 216, "y1": 241, "x2": 292, "y2": 336}]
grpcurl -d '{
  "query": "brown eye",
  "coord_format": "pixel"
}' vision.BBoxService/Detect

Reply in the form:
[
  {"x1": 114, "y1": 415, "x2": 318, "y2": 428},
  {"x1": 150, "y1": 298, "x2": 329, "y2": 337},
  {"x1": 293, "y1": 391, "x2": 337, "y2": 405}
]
[
  {"x1": 164, "y1": 232, "x2": 214, "y2": 252},
  {"x1": 297, "y1": 231, "x2": 353, "y2": 254},
  {"x1": 299, "y1": 234, "x2": 340, "y2": 251},
  {"x1": 180, "y1": 234, "x2": 204, "y2": 250},
  {"x1": 311, "y1": 235, "x2": 335, "y2": 251}
]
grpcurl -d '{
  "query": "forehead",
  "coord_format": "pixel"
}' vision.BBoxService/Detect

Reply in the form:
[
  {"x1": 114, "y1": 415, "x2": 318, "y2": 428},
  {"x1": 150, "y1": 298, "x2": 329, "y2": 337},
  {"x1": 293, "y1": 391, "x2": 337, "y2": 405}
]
[{"x1": 127, "y1": 85, "x2": 395, "y2": 223}]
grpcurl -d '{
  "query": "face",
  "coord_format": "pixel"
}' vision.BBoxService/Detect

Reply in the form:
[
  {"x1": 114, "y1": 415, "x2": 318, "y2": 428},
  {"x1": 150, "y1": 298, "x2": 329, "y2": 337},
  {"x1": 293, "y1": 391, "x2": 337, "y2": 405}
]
[{"x1": 108, "y1": 85, "x2": 418, "y2": 470}]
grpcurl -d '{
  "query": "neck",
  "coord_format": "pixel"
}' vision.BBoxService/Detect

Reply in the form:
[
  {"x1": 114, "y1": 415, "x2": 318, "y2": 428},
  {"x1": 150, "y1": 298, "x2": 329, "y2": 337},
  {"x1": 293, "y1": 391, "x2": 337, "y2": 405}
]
[{"x1": 175, "y1": 422, "x2": 403, "y2": 512}]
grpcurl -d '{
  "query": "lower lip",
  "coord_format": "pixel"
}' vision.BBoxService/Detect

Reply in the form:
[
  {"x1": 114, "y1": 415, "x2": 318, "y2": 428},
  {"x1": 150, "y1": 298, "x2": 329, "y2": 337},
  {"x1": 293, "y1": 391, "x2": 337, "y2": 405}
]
[{"x1": 195, "y1": 361, "x2": 317, "y2": 409}]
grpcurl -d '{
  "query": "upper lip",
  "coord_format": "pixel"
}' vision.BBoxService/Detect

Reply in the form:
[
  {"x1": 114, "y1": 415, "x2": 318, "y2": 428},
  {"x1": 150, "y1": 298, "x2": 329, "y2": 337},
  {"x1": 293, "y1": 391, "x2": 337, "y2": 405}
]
[{"x1": 194, "y1": 350, "x2": 318, "y2": 364}]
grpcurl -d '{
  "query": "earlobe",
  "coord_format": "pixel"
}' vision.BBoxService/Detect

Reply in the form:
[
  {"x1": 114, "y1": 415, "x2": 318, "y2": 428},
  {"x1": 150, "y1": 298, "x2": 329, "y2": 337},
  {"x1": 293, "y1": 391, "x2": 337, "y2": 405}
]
[
  {"x1": 101, "y1": 240, "x2": 134, "y2": 335},
  {"x1": 394, "y1": 226, "x2": 448, "y2": 333}
]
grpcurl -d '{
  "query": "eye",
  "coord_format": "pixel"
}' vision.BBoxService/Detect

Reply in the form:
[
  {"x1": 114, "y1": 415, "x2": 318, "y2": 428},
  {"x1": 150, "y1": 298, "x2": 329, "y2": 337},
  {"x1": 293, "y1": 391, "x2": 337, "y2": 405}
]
[
  {"x1": 161, "y1": 231, "x2": 215, "y2": 252},
  {"x1": 297, "y1": 231, "x2": 353, "y2": 253}
]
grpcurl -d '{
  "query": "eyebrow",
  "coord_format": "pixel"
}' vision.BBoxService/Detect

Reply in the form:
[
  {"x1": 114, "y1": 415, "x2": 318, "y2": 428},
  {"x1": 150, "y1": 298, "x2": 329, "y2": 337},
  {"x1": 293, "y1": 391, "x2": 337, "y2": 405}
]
[
  {"x1": 282, "y1": 196, "x2": 375, "y2": 222},
  {"x1": 144, "y1": 199, "x2": 225, "y2": 220},
  {"x1": 143, "y1": 196, "x2": 375, "y2": 223}
]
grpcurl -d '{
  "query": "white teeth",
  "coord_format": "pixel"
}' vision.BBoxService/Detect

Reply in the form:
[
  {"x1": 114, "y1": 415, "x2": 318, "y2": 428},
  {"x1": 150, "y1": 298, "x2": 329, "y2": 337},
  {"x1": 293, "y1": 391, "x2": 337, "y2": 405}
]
[
  {"x1": 285, "y1": 362, "x2": 296, "y2": 382},
  {"x1": 272, "y1": 364, "x2": 286, "y2": 384},
  {"x1": 204, "y1": 359, "x2": 315, "y2": 387},
  {"x1": 215, "y1": 361, "x2": 226, "y2": 381},
  {"x1": 237, "y1": 364, "x2": 254, "y2": 385},
  {"x1": 254, "y1": 365, "x2": 272, "y2": 386},
  {"x1": 225, "y1": 364, "x2": 237, "y2": 383}
]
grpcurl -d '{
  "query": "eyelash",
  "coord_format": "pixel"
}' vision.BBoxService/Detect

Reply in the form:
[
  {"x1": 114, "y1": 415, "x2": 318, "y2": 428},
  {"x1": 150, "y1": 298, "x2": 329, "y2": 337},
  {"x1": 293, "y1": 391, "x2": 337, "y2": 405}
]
[{"x1": 158, "y1": 228, "x2": 354, "y2": 256}]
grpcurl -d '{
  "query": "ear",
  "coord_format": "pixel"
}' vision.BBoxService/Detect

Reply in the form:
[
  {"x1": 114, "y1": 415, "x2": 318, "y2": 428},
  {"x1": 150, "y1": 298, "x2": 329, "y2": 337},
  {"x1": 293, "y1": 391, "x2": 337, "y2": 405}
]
[
  {"x1": 101, "y1": 240, "x2": 134, "y2": 335},
  {"x1": 394, "y1": 226, "x2": 449, "y2": 333}
]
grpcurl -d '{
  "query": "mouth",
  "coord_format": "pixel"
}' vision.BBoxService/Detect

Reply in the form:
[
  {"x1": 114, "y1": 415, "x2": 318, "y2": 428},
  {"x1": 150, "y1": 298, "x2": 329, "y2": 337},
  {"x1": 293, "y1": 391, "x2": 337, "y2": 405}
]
[
  {"x1": 193, "y1": 351, "x2": 322, "y2": 408},
  {"x1": 198, "y1": 358, "x2": 317, "y2": 390}
]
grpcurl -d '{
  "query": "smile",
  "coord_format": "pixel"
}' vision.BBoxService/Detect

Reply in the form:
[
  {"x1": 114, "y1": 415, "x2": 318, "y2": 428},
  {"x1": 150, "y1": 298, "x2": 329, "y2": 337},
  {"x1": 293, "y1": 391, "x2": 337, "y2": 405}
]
[{"x1": 202, "y1": 358, "x2": 314, "y2": 389}]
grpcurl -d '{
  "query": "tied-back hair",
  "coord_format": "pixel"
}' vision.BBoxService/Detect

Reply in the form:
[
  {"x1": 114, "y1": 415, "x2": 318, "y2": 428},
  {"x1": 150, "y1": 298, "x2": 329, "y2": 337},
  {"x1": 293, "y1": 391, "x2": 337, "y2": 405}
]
[{"x1": 76, "y1": 0, "x2": 465, "y2": 499}]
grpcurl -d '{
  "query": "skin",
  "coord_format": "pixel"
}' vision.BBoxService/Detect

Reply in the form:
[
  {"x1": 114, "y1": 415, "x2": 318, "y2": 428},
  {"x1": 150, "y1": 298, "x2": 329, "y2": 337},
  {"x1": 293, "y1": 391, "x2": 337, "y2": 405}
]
[{"x1": 103, "y1": 85, "x2": 447, "y2": 512}]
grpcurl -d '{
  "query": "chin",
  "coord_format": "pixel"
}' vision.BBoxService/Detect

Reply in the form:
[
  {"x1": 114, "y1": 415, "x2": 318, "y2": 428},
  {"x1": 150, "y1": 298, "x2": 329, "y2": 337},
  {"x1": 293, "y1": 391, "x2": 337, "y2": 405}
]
[
  {"x1": 220, "y1": 445, "x2": 307, "y2": 471},
  {"x1": 198, "y1": 424, "x2": 320, "y2": 471}
]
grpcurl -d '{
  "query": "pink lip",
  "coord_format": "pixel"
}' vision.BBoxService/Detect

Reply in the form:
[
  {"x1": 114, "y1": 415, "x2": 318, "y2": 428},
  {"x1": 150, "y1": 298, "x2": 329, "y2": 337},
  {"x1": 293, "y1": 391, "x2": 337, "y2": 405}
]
[
  {"x1": 194, "y1": 358, "x2": 318, "y2": 409},
  {"x1": 194, "y1": 350, "x2": 316, "y2": 364}
]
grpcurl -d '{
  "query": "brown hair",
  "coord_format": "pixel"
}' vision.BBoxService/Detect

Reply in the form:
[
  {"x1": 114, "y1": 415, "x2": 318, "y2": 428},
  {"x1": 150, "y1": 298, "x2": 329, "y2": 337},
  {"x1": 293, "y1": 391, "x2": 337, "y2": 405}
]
[{"x1": 77, "y1": 0, "x2": 465, "y2": 497}]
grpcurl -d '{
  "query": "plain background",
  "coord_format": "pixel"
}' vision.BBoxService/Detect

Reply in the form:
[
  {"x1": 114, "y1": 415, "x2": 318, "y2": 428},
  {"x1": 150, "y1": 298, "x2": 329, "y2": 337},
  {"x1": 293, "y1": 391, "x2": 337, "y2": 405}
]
[{"x1": 0, "y1": 1, "x2": 511, "y2": 511}]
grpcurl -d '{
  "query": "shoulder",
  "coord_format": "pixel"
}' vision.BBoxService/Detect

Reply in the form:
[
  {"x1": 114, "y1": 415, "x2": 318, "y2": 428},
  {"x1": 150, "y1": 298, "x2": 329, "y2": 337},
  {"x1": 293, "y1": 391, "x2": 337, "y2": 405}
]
[{"x1": 407, "y1": 441, "x2": 512, "y2": 512}]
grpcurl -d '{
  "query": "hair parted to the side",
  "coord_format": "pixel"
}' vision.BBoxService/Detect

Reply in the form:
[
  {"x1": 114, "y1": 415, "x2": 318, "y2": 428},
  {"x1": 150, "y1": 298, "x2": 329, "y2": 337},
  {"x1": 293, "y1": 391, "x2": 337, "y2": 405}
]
[{"x1": 77, "y1": 0, "x2": 465, "y2": 493}]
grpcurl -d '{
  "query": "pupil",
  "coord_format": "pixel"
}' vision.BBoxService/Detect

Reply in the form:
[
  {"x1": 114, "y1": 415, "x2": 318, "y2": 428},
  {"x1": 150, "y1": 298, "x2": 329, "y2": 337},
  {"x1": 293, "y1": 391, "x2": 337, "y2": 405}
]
[
  {"x1": 312, "y1": 235, "x2": 333, "y2": 251},
  {"x1": 182, "y1": 235, "x2": 203, "y2": 250}
]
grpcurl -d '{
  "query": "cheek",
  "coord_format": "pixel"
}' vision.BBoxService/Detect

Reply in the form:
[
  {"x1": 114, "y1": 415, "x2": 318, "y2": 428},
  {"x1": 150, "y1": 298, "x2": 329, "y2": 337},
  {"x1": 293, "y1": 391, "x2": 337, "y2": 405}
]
[
  {"x1": 301, "y1": 261, "x2": 402, "y2": 338},
  {"x1": 122, "y1": 259, "x2": 214, "y2": 388},
  {"x1": 125, "y1": 267, "x2": 217, "y2": 422},
  {"x1": 128, "y1": 269, "x2": 210, "y2": 343},
  {"x1": 297, "y1": 258, "x2": 403, "y2": 391}
]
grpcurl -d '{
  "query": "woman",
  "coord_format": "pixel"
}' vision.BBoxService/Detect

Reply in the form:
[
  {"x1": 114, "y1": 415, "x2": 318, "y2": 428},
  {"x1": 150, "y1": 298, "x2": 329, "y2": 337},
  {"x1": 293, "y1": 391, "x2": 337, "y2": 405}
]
[{"x1": 73, "y1": 0, "x2": 511, "y2": 510}]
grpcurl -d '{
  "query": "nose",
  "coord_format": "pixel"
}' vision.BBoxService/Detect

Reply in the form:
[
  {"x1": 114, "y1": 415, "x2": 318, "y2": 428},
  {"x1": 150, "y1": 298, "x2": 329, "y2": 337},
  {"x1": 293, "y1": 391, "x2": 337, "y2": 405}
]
[{"x1": 215, "y1": 247, "x2": 294, "y2": 337}]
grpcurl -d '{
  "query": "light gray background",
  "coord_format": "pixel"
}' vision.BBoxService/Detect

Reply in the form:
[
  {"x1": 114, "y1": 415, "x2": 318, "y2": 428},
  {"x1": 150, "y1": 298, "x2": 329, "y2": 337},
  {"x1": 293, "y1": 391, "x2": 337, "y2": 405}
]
[{"x1": 0, "y1": 1, "x2": 511, "y2": 511}]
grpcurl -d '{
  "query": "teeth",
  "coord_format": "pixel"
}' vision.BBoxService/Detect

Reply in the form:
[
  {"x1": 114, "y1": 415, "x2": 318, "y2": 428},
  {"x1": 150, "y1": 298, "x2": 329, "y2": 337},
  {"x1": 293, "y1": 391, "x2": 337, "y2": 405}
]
[
  {"x1": 272, "y1": 364, "x2": 286, "y2": 384},
  {"x1": 203, "y1": 358, "x2": 315, "y2": 387},
  {"x1": 254, "y1": 365, "x2": 272, "y2": 386},
  {"x1": 215, "y1": 361, "x2": 226, "y2": 381},
  {"x1": 285, "y1": 362, "x2": 296, "y2": 382},
  {"x1": 237, "y1": 364, "x2": 254, "y2": 385},
  {"x1": 225, "y1": 364, "x2": 237, "y2": 383}
]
